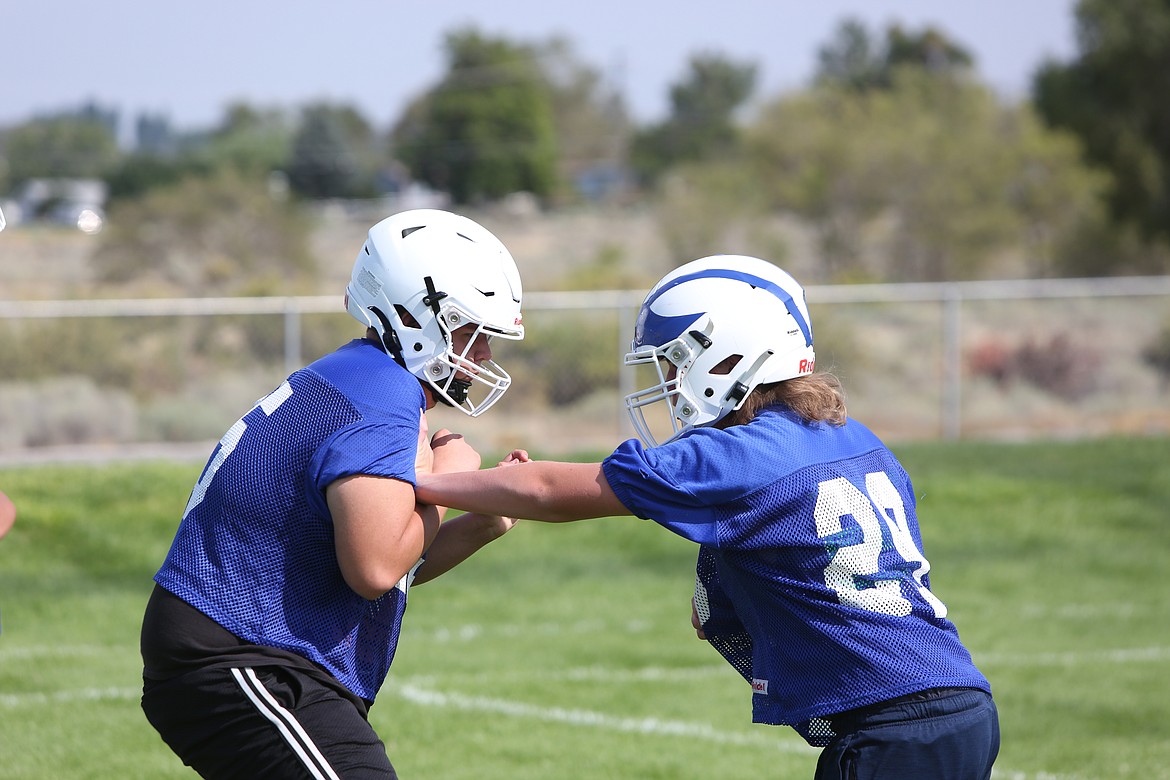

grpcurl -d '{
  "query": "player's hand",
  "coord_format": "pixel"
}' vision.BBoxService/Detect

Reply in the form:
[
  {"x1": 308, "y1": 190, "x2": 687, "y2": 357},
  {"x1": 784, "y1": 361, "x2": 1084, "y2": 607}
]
[
  {"x1": 430, "y1": 427, "x2": 482, "y2": 474},
  {"x1": 691, "y1": 599, "x2": 707, "y2": 640},
  {"x1": 484, "y1": 450, "x2": 529, "y2": 535},
  {"x1": 498, "y1": 448, "x2": 530, "y2": 467}
]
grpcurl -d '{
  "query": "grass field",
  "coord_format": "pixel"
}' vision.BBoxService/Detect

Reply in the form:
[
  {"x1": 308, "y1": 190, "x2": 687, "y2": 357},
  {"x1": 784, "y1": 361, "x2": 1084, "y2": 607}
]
[{"x1": 1, "y1": 436, "x2": 1169, "y2": 779}]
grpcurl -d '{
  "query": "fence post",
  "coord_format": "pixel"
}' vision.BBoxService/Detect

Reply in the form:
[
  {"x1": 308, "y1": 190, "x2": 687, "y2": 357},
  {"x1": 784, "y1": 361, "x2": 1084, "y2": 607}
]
[
  {"x1": 942, "y1": 286, "x2": 962, "y2": 440},
  {"x1": 617, "y1": 301, "x2": 636, "y2": 439},
  {"x1": 284, "y1": 299, "x2": 302, "y2": 375}
]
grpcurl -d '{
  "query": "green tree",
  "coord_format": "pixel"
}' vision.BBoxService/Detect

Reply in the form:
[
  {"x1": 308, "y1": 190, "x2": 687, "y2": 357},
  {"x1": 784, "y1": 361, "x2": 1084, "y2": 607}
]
[
  {"x1": 2, "y1": 112, "x2": 121, "y2": 186},
  {"x1": 392, "y1": 28, "x2": 558, "y2": 204},
  {"x1": 1033, "y1": 0, "x2": 1170, "y2": 248},
  {"x1": 287, "y1": 103, "x2": 376, "y2": 199},
  {"x1": 203, "y1": 103, "x2": 294, "y2": 176},
  {"x1": 747, "y1": 72, "x2": 1106, "y2": 281},
  {"x1": 631, "y1": 53, "x2": 757, "y2": 184},
  {"x1": 816, "y1": 18, "x2": 974, "y2": 91},
  {"x1": 815, "y1": 19, "x2": 886, "y2": 91},
  {"x1": 536, "y1": 36, "x2": 632, "y2": 202},
  {"x1": 105, "y1": 103, "x2": 293, "y2": 204}
]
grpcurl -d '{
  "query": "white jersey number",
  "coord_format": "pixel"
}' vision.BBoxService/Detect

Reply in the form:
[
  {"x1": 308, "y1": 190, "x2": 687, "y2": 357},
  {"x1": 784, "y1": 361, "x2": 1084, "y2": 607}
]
[
  {"x1": 182, "y1": 381, "x2": 294, "y2": 519},
  {"x1": 813, "y1": 472, "x2": 947, "y2": 618}
]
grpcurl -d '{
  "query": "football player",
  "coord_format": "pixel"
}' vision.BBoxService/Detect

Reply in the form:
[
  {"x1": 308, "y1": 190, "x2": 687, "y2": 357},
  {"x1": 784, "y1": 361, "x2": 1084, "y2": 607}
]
[
  {"x1": 142, "y1": 209, "x2": 525, "y2": 779},
  {"x1": 417, "y1": 254, "x2": 1000, "y2": 780}
]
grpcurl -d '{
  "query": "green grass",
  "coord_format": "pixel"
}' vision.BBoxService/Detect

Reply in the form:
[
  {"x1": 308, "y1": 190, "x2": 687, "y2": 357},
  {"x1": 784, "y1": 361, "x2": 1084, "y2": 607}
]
[{"x1": 1, "y1": 436, "x2": 1169, "y2": 779}]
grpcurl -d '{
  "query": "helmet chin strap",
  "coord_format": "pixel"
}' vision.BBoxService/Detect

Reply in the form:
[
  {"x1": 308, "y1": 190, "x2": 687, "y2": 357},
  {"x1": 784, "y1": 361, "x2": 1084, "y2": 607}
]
[
  {"x1": 368, "y1": 307, "x2": 406, "y2": 369},
  {"x1": 440, "y1": 378, "x2": 472, "y2": 406}
]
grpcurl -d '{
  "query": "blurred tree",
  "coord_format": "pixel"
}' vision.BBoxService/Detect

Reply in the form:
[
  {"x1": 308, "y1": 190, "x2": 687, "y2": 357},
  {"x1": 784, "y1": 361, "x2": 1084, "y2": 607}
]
[
  {"x1": 287, "y1": 103, "x2": 377, "y2": 199},
  {"x1": 204, "y1": 103, "x2": 294, "y2": 176},
  {"x1": 106, "y1": 103, "x2": 293, "y2": 204},
  {"x1": 105, "y1": 152, "x2": 208, "y2": 204},
  {"x1": 92, "y1": 169, "x2": 316, "y2": 296},
  {"x1": 748, "y1": 72, "x2": 1107, "y2": 281},
  {"x1": 392, "y1": 27, "x2": 558, "y2": 204},
  {"x1": 536, "y1": 36, "x2": 632, "y2": 203},
  {"x1": 815, "y1": 19, "x2": 886, "y2": 91},
  {"x1": 885, "y1": 24, "x2": 974, "y2": 75},
  {"x1": 1033, "y1": 0, "x2": 1170, "y2": 249},
  {"x1": 816, "y1": 18, "x2": 974, "y2": 91},
  {"x1": 630, "y1": 53, "x2": 757, "y2": 185},
  {"x1": 3, "y1": 113, "x2": 121, "y2": 186}
]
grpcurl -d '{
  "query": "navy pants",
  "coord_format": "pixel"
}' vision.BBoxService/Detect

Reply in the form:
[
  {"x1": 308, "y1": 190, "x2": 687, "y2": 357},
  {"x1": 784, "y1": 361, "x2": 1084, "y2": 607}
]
[{"x1": 814, "y1": 688, "x2": 999, "y2": 780}]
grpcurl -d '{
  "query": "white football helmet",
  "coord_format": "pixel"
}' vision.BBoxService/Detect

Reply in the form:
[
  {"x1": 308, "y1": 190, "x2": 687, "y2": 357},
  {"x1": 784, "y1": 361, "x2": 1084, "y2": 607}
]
[
  {"x1": 624, "y1": 255, "x2": 816, "y2": 446},
  {"x1": 345, "y1": 209, "x2": 524, "y2": 416}
]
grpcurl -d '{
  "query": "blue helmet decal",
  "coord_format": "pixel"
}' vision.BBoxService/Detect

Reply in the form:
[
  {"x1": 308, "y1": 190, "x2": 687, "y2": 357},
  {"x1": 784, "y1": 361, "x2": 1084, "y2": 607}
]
[
  {"x1": 633, "y1": 307, "x2": 703, "y2": 349},
  {"x1": 639, "y1": 267, "x2": 813, "y2": 348}
]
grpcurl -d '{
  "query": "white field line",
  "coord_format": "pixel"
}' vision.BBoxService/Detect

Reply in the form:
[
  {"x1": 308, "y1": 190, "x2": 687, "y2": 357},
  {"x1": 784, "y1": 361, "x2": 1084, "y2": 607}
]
[
  {"x1": 0, "y1": 644, "x2": 122, "y2": 660},
  {"x1": 0, "y1": 667, "x2": 1088, "y2": 779},
  {"x1": 390, "y1": 679, "x2": 811, "y2": 753},
  {"x1": 401, "y1": 665, "x2": 733, "y2": 689},
  {"x1": 976, "y1": 645, "x2": 1170, "y2": 666},
  {"x1": 388, "y1": 681, "x2": 1080, "y2": 780},
  {"x1": 0, "y1": 686, "x2": 139, "y2": 708},
  {"x1": 4, "y1": 638, "x2": 1170, "y2": 668}
]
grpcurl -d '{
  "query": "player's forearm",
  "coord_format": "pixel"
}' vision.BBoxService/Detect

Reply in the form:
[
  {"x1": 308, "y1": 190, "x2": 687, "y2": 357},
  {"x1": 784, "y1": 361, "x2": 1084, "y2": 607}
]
[
  {"x1": 411, "y1": 512, "x2": 508, "y2": 586},
  {"x1": 416, "y1": 460, "x2": 621, "y2": 523},
  {"x1": 0, "y1": 492, "x2": 14, "y2": 540}
]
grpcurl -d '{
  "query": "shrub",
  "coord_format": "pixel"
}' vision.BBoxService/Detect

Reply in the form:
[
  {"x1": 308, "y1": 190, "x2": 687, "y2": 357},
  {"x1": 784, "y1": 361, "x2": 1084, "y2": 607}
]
[{"x1": 967, "y1": 332, "x2": 1100, "y2": 400}]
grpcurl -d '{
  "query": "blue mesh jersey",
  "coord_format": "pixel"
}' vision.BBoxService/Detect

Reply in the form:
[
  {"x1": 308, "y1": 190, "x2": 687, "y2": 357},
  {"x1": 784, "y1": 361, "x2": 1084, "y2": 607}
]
[
  {"x1": 154, "y1": 339, "x2": 426, "y2": 702},
  {"x1": 601, "y1": 407, "x2": 990, "y2": 746}
]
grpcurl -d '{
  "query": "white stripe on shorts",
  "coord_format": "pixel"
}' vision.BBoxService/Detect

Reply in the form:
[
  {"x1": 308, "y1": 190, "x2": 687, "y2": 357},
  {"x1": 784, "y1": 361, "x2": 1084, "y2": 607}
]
[{"x1": 230, "y1": 667, "x2": 341, "y2": 780}]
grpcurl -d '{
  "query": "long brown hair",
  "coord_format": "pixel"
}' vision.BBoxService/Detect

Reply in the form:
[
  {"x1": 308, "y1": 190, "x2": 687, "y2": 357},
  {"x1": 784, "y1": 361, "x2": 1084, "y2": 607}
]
[{"x1": 717, "y1": 372, "x2": 848, "y2": 429}]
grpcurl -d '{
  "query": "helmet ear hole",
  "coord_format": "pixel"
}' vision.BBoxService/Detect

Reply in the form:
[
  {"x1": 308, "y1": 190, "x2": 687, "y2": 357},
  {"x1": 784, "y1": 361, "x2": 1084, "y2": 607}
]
[
  {"x1": 709, "y1": 354, "x2": 743, "y2": 376},
  {"x1": 395, "y1": 305, "x2": 421, "y2": 329}
]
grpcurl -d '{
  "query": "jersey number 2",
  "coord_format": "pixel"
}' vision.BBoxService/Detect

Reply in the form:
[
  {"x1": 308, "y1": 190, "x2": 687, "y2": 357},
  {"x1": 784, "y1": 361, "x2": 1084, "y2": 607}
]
[{"x1": 813, "y1": 472, "x2": 947, "y2": 619}]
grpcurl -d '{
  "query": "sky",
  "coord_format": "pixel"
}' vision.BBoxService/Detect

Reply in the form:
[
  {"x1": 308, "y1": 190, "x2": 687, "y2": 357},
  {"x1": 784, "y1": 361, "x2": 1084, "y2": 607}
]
[{"x1": 2, "y1": 0, "x2": 1080, "y2": 136}]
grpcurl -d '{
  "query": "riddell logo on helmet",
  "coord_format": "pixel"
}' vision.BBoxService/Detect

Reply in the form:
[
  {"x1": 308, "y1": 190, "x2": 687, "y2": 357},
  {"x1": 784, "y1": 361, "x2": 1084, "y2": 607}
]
[{"x1": 799, "y1": 358, "x2": 815, "y2": 373}]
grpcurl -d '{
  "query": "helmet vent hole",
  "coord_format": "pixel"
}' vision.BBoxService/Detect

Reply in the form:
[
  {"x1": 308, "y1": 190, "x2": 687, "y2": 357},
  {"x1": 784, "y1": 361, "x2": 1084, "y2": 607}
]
[
  {"x1": 401, "y1": 226, "x2": 425, "y2": 239},
  {"x1": 414, "y1": 343, "x2": 423, "y2": 352},
  {"x1": 710, "y1": 354, "x2": 743, "y2": 375},
  {"x1": 704, "y1": 388, "x2": 714, "y2": 397}
]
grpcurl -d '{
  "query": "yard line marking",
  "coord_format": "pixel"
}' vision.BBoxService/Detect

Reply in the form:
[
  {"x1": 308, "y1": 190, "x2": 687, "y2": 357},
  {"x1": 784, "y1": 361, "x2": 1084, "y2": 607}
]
[
  {"x1": 0, "y1": 644, "x2": 125, "y2": 660},
  {"x1": 5, "y1": 641, "x2": 1170, "y2": 669},
  {"x1": 0, "y1": 686, "x2": 139, "y2": 708},
  {"x1": 390, "y1": 680, "x2": 814, "y2": 754},
  {"x1": 977, "y1": 646, "x2": 1170, "y2": 666},
  {"x1": 0, "y1": 682, "x2": 1093, "y2": 779},
  {"x1": 402, "y1": 665, "x2": 732, "y2": 688}
]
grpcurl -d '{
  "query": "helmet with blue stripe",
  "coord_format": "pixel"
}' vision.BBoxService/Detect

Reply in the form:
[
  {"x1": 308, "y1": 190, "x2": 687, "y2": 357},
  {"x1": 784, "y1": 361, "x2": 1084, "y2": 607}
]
[{"x1": 624, "y1": 255, "x2": 816, "y2": 445}]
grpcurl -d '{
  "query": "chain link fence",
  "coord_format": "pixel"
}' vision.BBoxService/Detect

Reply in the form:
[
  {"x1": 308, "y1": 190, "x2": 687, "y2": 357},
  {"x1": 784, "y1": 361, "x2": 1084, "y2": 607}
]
[{"x1": 2, "y1": 276, "x2": 1169, "y2": 462}]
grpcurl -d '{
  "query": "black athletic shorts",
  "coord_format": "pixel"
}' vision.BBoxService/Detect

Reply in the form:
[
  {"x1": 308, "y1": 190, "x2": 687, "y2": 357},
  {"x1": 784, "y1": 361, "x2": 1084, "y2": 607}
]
[
  {"x1": 143, "y1": 662, "x2": 397, "y2": 779},
  {"x1": 141, "y1": 585, "x2": 397, "y2": 779}
]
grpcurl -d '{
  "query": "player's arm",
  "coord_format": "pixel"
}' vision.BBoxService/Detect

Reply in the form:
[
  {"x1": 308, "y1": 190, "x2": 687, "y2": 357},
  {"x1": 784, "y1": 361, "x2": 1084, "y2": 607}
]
[
  {"x1": 0, "y1": 490, "x2": 15, "y2": 540},
  {"x1": 416, "y1": 459, "x2": 629, "y2": 523},
  {"x1": 328, "y1": 475, "x2": 439, "y2": 600},
  {"x1": 411, "y1": 444, "x2": 525, "y2": 586},
  {"x1": 411, "y1": 511, "x2": 515, "y2": 585}
]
